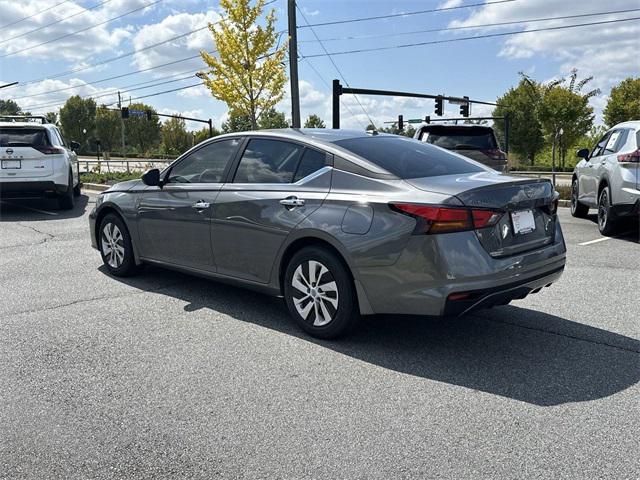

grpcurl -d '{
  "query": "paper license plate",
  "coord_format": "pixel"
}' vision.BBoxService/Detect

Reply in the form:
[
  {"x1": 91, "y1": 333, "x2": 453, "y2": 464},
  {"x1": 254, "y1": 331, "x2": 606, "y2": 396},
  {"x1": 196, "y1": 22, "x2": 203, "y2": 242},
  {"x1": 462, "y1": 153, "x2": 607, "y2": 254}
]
[
  {"x1": 511, "y1": 209, "x2": 535, "y2": 234},
  {"x1": 1, "y1": 160, "x2": 21, "y2": 169}
]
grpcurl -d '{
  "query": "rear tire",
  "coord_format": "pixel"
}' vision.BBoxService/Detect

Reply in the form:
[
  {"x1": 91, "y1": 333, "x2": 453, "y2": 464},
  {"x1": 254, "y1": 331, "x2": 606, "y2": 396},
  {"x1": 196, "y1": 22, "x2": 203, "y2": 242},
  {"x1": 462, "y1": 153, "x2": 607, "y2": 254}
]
[
  {"x1": 597, "y1": 186, "x2": 618, "y2": 236},
  {"x1": 98, "y1": 213, "x2": 141, "y2": 277},
  {"x1": 57, "y1": 170, "x2": 75, "y2": 210},
  {"x1": 284, "y1": 246, "x2": 359, "y2": 339},
  {"x1": 570, "y1": 178, "x2": 589, "y2": 218}
]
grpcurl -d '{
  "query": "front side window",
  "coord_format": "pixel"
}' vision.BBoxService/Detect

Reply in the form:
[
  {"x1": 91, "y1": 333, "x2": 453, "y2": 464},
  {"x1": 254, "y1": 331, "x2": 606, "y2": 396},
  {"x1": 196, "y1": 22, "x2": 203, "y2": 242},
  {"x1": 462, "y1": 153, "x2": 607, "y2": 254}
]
[
  {"x1": 591, "y1": 133, "x2": 611, "y2": 158},
  {"x1": 233, "y1": 139, "x2": 304, "y2": 184},
  {"x1": 167, "y1": 138, "x2": 239, "y2": 184}
]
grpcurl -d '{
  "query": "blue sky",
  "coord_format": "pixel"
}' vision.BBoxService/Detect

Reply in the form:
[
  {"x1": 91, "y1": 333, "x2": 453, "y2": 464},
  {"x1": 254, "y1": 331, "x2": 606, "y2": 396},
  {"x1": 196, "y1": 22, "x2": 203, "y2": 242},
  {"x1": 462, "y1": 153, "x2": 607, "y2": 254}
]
[{"x1": 0, "y1": 0, "x2": 638, "y2": 130}]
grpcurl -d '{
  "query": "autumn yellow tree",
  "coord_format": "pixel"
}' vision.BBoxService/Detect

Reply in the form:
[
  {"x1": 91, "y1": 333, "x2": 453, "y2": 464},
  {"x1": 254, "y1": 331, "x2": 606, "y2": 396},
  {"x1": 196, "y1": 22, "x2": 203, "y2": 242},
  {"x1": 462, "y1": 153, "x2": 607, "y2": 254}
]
[{"x1": 200, "y1": 0, "x2": 287, "y2": 129}]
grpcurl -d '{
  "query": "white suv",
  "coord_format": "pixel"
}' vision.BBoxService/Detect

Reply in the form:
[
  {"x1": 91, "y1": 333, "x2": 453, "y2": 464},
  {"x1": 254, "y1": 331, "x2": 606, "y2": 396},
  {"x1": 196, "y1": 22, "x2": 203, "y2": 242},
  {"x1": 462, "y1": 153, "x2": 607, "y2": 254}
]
[
  {"x1": 571, "y1": 121, "x2": 640, "y2": 235},
  {"x1": 0, "y1": 117, "x2": 81, "y2": 209}
]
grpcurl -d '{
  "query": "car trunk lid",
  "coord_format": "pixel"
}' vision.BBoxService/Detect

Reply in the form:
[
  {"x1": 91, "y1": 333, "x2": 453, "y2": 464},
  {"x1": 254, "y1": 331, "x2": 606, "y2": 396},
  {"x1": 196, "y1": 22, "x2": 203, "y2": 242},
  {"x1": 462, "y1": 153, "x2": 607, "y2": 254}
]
[{"x1": 406, "y1": 172, "x2": 558, "y2": 257}]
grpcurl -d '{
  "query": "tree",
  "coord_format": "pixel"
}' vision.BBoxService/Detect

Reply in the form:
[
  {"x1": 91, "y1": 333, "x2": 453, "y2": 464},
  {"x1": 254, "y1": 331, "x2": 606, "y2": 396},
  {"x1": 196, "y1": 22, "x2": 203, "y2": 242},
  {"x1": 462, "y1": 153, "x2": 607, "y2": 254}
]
[
  {"x1": 44, "y1": 112, "x2": 58, "y2": 124},
  {"x1": 304, "y1": 114, "x2": 326, "y2": 128},
  {"x1": 193, "y1": 126, "x2": 220, "y2": 144},
  {"x1": 124, "y1": 103, "x2": 161, "y2": 153},
  {"x1": 59, "y1": 95, "x2": 96, "y2": 149},
  {"x1": 222, "y1": 113, "x2": 252, "y2": 133},
  {"x1": 493, "y1": 78, "x2": 545, "y2": 165},
  {"x1": 535, "y1": 70, "x2": 598, "y2": 168},
  {"x1": 0, "y1": 99, "x2": 22, "y2": 115},
  {"x1": 200, "y1": 0, "x2": 287, "y2": 129},
  {"x1": 95, "y1": 107, "x2": 122, "y2": 154},
  {"x1": 162, "y1": 117, "x2": 192, "y2": 155},
  {"x1": 603, "y1": 77, "x2": 640, "y2": 128},
  {"x1": 258, "y1": 108, "x2": 288, "y2": 129}
]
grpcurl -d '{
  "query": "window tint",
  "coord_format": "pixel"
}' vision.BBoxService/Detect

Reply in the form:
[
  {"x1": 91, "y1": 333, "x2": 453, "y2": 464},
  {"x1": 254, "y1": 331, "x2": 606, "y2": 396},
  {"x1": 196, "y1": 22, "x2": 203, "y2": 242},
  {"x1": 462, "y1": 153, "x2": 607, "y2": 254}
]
[
  {"x1": 422, "y1": 127, "x2": 497, "y2": 150},
  {"x1": 591, "y1": 133, "x2": 610, "y2": 158},
  {"x1": 604, "y1": 130, "x2": 622, "y2": 153},
  {"x1": 334, "y1": 136, "x2": 486, "y2": 179},
  {"x1": 167, "y1": 138, "x2": 239, "y2": 183},
  {"x1": 0, "y1": 127, "x2": 50, "y2": 147},
  {"x1": 293, "y1": 148, "x2": 329, "y2": 182},
  {"x1": 234, "y1": 139, "x2": 304, "y2": 183}
]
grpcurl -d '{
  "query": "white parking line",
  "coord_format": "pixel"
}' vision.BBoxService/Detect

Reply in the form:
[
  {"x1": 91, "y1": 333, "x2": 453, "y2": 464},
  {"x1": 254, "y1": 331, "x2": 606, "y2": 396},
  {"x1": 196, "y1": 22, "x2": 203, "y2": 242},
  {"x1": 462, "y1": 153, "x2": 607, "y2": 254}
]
[
  {"x1": 0, "y1": 201, "x2": 58, "y2": 216},
  {"x1": 578, "y1": 232, "x2": 633, "y2": 246}
]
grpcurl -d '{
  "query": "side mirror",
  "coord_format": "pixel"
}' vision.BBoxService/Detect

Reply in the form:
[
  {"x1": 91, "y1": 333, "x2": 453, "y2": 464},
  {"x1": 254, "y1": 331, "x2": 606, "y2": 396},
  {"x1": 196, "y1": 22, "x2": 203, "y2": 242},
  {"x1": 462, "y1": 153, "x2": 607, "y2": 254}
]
[
  {"x1": 141, "y1": 168, "x2": 161, "y2": 186},
  {"x1": 576, "y1": 148, "x2": 590, "y2": 160},
  {"x1": 69, "y1": 141, "x2": 81, "y2": 151}
]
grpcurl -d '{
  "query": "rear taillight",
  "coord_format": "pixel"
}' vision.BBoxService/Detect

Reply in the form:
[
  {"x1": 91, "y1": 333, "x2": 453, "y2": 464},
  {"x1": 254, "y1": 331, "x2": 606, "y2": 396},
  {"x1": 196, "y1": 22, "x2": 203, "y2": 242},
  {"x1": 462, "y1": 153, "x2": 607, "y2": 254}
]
[
  {"x1": 482, "y1": 149, "x2": 507, "y2": 160},
  {"x1": 34, "y1": 146, "x2": 65, "y2": 155},
  {"x1": 617, "y1": 149, "x2": 640, "y2": 163},
  {"x1": 391, "y1": 203, "x2": 503, "y2": 234}
]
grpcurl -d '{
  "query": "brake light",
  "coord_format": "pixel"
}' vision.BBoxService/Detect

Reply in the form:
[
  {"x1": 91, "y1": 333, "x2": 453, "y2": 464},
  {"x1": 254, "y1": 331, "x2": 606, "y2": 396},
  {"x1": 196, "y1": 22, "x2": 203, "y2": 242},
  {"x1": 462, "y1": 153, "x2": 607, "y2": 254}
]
[
  {"x1": 391, "y1": 203, "x2": 503, "y2": 234},
  {"x1": 617, "y1": 149, "x2": 640, "y2": 163},
  {"x1": 34, "y1": 146, "x2": 65, "y2": 155},
  {"x1": 482, "y1": 149, "x2": 507, "y2": 160}
]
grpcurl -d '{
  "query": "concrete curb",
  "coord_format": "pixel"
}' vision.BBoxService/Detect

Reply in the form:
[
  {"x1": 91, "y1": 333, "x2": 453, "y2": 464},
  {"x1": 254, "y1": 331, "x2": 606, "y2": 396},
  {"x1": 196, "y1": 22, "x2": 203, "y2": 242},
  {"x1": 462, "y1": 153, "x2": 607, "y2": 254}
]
[{"x1": 82, "y1": 183, "x2": 110, "y2": 192}]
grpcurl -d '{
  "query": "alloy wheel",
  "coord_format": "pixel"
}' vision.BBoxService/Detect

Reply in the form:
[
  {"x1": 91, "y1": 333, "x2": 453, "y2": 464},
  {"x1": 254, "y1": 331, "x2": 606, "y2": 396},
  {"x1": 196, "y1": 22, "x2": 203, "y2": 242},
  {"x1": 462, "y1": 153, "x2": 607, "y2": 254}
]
[
  {"x1": 598, "y1": 190, "x2": 608, "y2": 230},
  {"x1": 101, "y1": 222, "x2": 125, "y2": 268},
  {"x1": 571, "y1": 181, "x2": 578, "y2": 212},
  {"x1": 291, "y1": 260, "x2": 339, "y2": 327}
]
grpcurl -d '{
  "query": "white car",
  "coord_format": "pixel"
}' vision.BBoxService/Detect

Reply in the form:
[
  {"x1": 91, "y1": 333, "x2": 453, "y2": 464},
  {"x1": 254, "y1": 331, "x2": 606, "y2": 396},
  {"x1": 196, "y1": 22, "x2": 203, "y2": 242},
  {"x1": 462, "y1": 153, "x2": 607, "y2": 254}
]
[
  {"x1": 571, "y1": 121, "x2": 640, "y2": 235},
  {"x1": 0, "y1": 117, "x2": 81, "y2": 209}
]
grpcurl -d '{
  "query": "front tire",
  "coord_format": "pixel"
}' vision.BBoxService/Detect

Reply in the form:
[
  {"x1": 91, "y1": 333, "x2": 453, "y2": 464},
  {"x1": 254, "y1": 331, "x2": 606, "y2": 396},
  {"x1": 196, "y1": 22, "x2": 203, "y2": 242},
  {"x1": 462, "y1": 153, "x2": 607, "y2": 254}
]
[
  {"x1": 284, "y1": 246, "x2": 359, "y2": 339},
  {"x1": 597, "y1": 186, "x2": 618, "y2": 236},
  {"x1": 57, "y1": 170, "x2": 75, "y2": 210},
  {"x1": 570, "y1": 178, "x2": 589, "y2": 218},
  {"x1": 98, "y1": 213, "x2": 141, "y2": 276}
]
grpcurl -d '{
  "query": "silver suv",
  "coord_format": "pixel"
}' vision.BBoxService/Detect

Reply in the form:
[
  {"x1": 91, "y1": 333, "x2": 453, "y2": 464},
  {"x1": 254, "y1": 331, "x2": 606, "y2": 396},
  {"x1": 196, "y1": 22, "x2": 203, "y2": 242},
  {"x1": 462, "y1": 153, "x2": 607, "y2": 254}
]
[{"x1": 571, "y1": 121, "x2": 640, "y2": 234}]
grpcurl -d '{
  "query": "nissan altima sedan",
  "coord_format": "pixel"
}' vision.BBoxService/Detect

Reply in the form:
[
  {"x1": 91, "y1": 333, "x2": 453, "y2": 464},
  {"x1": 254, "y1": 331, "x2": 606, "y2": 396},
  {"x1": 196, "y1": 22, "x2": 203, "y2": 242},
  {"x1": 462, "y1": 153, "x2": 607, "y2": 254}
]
[{"x1": 89, "y1": 129, "x2": 566, "y2": 339}]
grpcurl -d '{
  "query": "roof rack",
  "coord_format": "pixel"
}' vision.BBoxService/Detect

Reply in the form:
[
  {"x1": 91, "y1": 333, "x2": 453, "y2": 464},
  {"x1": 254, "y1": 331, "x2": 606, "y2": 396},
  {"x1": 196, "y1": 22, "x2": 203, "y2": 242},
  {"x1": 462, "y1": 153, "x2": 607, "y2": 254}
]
[{"x1": 0, "y1": 115, "x2": 49, "y2": 124}]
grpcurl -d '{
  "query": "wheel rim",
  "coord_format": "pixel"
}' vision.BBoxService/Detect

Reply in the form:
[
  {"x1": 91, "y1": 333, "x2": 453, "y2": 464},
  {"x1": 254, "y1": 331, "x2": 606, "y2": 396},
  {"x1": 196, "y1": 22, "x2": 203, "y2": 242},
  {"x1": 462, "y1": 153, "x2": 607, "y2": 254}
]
[
  {"x1": 571, "y1": 180, "x2": 578, "y2": 212},
  {"x1": 598, "y1": 190, "x2": 608, "y2": 229},
  {"x1": 101, "y1": 223, "x2": 125, "y2": 268},
  {"x1": 291, "y1": 260, "x2": 339, "y2": 327}
]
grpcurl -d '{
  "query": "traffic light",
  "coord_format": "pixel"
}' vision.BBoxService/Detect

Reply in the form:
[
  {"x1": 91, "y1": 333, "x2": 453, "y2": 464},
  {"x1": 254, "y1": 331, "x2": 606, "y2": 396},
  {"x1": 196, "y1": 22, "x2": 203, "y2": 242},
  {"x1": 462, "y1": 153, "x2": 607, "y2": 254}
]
[
  {"x1": 146, "y1": 110, "x2": 153, "y2": 120},
  {"x1": 434, "y1": 96, "x2": 443, "y2": 116},
  {"x1": 424, "y1": 115, "x2": 431, "y2": 124},
  {"x1": 398, "y1": 114, "x2": 404, "y2": 131},
  {"x1": 460, "y1": 96, "x2": 470, "y2": 117},
  {"x1": 121, "y1": 107, "x2": 129, "y2": 119}
]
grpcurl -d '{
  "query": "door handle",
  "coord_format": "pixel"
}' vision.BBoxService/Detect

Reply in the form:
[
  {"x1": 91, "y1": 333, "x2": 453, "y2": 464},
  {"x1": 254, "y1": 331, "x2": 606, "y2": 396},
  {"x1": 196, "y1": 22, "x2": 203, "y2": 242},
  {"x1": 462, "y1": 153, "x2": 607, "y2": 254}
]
[
  {"x1": 192, "y1": 200, "x2": 210, "y2": 210},
  {"x1": 600, "y1": 161, "x2": 606, "y2": 165},
  {"x1": 280, "y1": 196, "x2": 305, "y2": 208}
]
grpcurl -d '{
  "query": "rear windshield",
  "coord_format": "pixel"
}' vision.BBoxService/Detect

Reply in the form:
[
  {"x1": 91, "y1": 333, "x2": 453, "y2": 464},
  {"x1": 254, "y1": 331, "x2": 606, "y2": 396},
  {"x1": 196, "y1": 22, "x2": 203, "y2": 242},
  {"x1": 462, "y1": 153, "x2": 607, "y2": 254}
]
[
  {"x1": 334, "y1": 136, "x2": 486, "y2": 179},
  {"x1": 422, "y1": 127, "x2": 497, "y2": 150},
  {"x1": 0, "y1": 127, "x2": 50, "y2": 147}
]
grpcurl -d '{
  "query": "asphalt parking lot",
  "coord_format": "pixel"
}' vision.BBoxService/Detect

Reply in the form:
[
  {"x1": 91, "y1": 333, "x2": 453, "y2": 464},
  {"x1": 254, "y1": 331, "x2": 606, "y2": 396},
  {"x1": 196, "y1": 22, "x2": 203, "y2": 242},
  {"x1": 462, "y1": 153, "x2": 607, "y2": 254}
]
[{"x1": 0, "y1": 192, "x2": 638, "y2": 479}]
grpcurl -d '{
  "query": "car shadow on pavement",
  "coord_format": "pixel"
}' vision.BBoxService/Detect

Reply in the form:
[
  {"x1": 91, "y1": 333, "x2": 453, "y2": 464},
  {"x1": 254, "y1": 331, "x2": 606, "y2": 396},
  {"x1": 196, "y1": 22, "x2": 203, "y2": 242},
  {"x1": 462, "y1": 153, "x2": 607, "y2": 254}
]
[
  {"x1": 0, "y1": 195, "x2": 89, "y2": 221},
  {"x1": 105, "y1": 266, "x2": 640, "y2": 407},
  {"x1": 584, "y1": 213, "x2": 640, "y2": 243}
]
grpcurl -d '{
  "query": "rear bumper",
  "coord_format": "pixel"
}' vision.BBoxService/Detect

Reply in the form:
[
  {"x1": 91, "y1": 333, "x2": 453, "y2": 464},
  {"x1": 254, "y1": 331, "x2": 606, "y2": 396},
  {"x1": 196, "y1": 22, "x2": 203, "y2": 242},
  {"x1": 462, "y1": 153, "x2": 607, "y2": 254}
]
[{"x1": 0, "y1": 180, "x2": 67, "y2": 198}]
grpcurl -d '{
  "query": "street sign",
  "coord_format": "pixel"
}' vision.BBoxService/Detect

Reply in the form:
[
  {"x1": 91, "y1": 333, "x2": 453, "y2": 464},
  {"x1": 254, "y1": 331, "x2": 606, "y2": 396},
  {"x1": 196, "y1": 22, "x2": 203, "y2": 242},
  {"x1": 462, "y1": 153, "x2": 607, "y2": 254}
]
[
  {"x1": 129, "y1": 109, "x2": 145, "y2": 117},
  {"x1": 447, "y1": 97, "x2": 468, "y2": 105}
]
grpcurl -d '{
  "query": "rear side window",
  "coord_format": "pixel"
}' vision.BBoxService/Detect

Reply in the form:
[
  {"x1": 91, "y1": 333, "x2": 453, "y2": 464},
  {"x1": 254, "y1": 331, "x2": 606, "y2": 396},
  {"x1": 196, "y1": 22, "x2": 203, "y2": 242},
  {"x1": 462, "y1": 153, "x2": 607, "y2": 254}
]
[
  {"x1": 334, "y1": 136, "x2": 485, "y2": 179},
  {"x1": 0, "y1": 127, "x2": 50, "y2": 147},
  {"x1": 293, "y1": 148, "x2": 329, "y2": 182},
  {"x1": 234, "y1": 139, "x2": 304, "y2": 183},
  {"x1": 422, "y1": 127, "x2": 497, "y2": 150}
]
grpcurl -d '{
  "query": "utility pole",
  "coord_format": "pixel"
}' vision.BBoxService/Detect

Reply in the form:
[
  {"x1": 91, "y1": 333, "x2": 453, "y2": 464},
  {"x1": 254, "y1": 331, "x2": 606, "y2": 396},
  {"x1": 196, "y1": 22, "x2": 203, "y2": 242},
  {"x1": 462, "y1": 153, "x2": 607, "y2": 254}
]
[
  {"x1": 288, "y1": 0, "x2": 301, "y2": 128},
  {"x1": 117, "y1": 91, "x2": 126, "y2": 163}
]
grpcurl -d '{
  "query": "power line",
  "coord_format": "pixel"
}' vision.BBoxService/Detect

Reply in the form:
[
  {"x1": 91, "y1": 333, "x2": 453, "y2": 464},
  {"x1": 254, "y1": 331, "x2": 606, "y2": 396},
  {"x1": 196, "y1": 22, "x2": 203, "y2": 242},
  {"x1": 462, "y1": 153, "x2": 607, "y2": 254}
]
[
  {"x1": 302, "y1": 16, "x2": 640, "y2": 58},
  {"x1": 297, "y1": 0, "x2": 516, "y2": 28},
  {"x1": 1, "y1": 0, "x2": 163, "y2": 58},
  {"x1": 0, "y1": 0, "x2": 72, "y2": 29},
  {"x1": 0, "y1": 0, "x2": 114, "y2": 45},
  {"x1": 299, "y1": 8, "x2": 640, "y2": 43},
  {"x1": 297, "y1": 6, "x2": 376, "y2": 129}
]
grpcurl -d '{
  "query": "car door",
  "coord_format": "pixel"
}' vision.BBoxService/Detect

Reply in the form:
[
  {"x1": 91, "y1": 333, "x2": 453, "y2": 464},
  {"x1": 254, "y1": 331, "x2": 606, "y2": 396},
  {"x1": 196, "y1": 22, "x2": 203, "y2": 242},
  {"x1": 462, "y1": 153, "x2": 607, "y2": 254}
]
[
  {"x1": 580, "y1": 132, "x2": 610, "y2": 206},
  {"x1": 211, "y1": 137, "x2": 332, "y2": 283},
  {"x1": 136, "y1": 137, "x2": 241, "y2": 271},
  {"x1": 53, "y1": 127, "x2": 79, "y2": 185}
]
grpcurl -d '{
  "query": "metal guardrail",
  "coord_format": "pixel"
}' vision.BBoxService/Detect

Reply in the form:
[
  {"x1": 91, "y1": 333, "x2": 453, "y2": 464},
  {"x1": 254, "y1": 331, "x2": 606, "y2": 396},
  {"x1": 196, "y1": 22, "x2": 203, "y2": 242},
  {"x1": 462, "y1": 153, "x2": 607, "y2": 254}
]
[{"x1": 79, "y1": 158, "x2": 173, "y2": 173}]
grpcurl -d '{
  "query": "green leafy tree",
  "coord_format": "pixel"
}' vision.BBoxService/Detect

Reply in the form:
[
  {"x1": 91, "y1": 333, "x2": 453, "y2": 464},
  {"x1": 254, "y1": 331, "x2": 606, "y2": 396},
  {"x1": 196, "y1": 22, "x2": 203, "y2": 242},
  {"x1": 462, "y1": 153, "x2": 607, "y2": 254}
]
[
  {"x1": 44, "y1": 112, "x2": 58, "y2": 124},
  {"x1": 124, "y1": 103, "x2": 161, "y2": 153},
  {"x1": 603, "y1": 77, "x2": 640, "y2": 127},
  {"x1": 162, "y1": 117, "x2": 192, "y2": 155},
  {"x1": 199, "y1": 0, "x2": 287, "y2": 129},
  {"x1": 59, "y1": 95, "x2": 96, "y2": 149},
  {"x1": 0, "y1": 99, "x2": 22, "y2": 115},
  {"x1": 258, "y1": 108, "x2": 288, "y2": 129},
  {"x1": 95, "y1": 107, "x2": 122, "y2": 154},
  {"x1": 193, "y1": 126, "x2": 220, "y2": 144},
  {"x1": 304, "y1": 114, "x2": 326, "y2": 128},
  {"x1": 493, "y1": 78, "x2": 545, "y2": 165},
  {"x1": 222, "y1": 113, "x2": 252, "y2": 133}
]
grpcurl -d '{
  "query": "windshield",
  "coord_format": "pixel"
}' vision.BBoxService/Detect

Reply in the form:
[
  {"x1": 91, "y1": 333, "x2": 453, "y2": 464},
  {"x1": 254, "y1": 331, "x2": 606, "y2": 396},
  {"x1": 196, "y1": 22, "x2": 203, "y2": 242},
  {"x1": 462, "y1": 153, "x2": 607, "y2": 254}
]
[
  {"x1": 0, "y1": 127, "x2": 50, "y2": 147},
  {"x1": 423, "y1": 127, "x2": 497, "y2": 150},
  {"x1": 334, "y1": 135, "x2": 486, "y2": 179}
]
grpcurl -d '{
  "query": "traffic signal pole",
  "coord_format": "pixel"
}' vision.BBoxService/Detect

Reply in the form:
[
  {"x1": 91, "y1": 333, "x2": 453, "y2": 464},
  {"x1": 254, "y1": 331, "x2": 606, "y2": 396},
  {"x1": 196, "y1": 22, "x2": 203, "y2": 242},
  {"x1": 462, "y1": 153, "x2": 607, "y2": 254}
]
[
  {"x1": 288, "y1": 0, "x2": 301, "y2": 128},
  {"x1": 117, "y1": 91, "x2": 126, "y2": 162}
]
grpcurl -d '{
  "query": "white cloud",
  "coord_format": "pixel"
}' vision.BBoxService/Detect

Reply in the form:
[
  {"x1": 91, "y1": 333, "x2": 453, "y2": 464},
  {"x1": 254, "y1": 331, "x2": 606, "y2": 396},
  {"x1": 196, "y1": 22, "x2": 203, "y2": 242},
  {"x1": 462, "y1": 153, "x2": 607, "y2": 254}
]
[{"x1": 438, "y1": 0, "x2": 464, "y2": 9}]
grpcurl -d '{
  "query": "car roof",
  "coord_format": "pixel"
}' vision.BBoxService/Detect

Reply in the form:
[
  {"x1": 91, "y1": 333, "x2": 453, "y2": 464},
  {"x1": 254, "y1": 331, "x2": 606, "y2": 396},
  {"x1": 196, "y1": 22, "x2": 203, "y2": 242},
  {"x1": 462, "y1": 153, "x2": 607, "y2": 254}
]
[
  {"x1": 0, "y1": 121, "x2": 54, "y2": 130},
  {"x1": 419, "y1": 123, "x2": 494, "y2": 130},
  {"x1": 611, "y1": 120, "x2": 640, "y2": 130}
]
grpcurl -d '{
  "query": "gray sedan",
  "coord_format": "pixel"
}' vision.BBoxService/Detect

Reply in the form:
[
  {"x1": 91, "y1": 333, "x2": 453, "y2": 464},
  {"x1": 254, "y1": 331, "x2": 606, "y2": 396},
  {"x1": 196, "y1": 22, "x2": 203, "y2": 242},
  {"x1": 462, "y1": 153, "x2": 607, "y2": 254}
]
[{"x1": 89, "y1": 129, "x2": 566, "y2": 338}]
